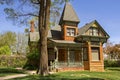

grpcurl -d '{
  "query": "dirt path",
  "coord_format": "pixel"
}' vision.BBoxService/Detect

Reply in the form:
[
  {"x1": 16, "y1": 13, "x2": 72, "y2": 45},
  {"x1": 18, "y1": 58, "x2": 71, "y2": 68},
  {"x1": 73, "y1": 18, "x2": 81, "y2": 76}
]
[
  {"x1": 0, "y1": 71, "x2": 36, "y2": 80},
  {"x1": 0, "y1": 74, "x2": 28, "y2": 80}
]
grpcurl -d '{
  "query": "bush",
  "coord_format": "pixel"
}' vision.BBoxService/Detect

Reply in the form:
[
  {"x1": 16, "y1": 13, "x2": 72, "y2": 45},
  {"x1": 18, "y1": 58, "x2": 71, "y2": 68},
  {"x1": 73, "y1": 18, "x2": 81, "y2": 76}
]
[
  {"x1": 0, "y1": 45, "x2": 11, "y2": 55},
  {"x1": 104, "y1": 60, "x2": 120, "y2": 67},
  {"x1": 0, "y1": 55, "x2": 27, "y2": 68},
  {"x1": 23, "y1": 51, "x2": 39, "y2": 70}
]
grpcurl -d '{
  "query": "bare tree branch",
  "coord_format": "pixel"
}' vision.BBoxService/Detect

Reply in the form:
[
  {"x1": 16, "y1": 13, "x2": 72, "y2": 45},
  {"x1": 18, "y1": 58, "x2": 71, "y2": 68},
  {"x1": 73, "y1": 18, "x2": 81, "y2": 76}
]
[
  {"x1": 17, "y1": 13, "x2": 39, "y2": 17},
  {"x1": 31, "y1": 0, "x2": 40, "y2": 4}
]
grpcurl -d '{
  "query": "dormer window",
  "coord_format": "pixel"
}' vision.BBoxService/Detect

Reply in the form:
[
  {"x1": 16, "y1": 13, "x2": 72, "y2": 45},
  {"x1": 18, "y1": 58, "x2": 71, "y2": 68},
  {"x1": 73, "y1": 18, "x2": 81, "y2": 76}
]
[
  {"x1": 89, "y1": 27, "x2": 99, "y2": 36},
  {"x1": 67, "y1": 28, "x2": 75, "y2": 36}
]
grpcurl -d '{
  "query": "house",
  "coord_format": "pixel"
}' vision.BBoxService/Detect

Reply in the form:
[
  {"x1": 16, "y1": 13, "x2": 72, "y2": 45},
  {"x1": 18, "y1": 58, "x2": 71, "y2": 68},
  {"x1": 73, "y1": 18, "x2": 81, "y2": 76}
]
[{"x1": 29, "y1": 3, "x2": 109, "y2": 72}]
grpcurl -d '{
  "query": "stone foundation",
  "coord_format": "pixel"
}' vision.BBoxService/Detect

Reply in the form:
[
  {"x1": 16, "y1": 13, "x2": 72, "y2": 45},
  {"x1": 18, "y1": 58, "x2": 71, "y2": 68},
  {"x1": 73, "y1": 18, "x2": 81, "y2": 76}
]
[{"x1": 56, "y1": 67, "x2": 84, "y2": 72}]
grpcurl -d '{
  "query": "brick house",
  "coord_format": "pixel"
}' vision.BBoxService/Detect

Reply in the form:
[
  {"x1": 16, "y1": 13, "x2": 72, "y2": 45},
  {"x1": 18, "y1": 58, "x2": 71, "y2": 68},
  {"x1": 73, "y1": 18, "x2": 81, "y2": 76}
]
[{"x1": 29, "y1": 3, "x2": 109, "y2": 72}]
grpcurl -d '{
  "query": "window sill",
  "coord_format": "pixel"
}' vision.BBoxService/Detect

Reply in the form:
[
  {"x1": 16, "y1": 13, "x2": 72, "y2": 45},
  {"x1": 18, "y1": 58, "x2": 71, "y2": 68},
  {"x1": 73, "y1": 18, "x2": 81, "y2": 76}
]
[
  {"x1": 66, "y1": 36, "x2": 75, "y2": 37},
  {"x1": 91, "y1": 60, "x2": 101, "y2": 62}
]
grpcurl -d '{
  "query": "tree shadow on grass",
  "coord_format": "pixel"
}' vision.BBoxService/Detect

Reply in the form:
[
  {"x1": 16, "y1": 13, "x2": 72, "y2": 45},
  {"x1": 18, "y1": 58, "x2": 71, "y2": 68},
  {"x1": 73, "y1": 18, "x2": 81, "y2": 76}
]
[
  {"x1": 61, "y1": 78, "x2": 104, "y2": 80},
  {"x1": 9, "y1": 74, "x2": 105, "y2": 80},
  {"x1": 106, "y1": 67, "x2": 120, "y2": 71}
]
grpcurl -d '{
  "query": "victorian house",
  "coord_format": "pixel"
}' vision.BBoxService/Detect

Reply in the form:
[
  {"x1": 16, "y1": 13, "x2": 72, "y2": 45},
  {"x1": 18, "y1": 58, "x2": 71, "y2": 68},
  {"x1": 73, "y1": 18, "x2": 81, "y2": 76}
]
[{"x1": 29, "y1": 3, "x2": 109, "y2": 72}]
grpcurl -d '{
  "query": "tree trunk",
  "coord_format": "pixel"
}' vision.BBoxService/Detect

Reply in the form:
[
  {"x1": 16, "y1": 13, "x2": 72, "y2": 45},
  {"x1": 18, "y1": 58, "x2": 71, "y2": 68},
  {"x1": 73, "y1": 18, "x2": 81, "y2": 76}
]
[{"x1": 37, "y1": 0, "x2": 51, "y2": 76}]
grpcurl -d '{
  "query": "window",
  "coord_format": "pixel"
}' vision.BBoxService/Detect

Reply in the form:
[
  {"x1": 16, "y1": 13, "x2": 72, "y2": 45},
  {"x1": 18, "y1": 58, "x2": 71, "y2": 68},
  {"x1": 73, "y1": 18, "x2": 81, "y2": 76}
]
[
  {"x1": 93, "y1": 28, "x2": 98, "y2": 36},
  {"x1": 89, "y1": 27, "x2": 99, "y2": 36},
  {"x1": 91, "y1": 47, "x2": 100, "y2": 61},
  {"x1": 67, "y1": 28, "x2": 75, "y2": 36},
  {"x1": 89, "y1": 28, "x2": 93, "y2": 36}
]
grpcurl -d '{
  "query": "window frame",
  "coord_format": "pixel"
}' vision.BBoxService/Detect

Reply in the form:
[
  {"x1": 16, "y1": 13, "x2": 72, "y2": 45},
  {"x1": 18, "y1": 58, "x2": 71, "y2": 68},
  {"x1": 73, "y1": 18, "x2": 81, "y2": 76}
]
[
  {"x1": 66, "y1": 28, "x2": 75, "y2": 36},
  {"x1": 91, "y1": 47, "x2": 100, "y2": 61},
  {"x1": 89, "y1": 27, "x2": 99, "y2": 36}
]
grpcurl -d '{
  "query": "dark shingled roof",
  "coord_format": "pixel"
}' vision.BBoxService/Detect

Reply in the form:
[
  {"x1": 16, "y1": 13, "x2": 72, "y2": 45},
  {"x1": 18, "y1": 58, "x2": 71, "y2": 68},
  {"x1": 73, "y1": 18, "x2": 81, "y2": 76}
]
[
  {"x1": 29, "y1": 25, "x2": 61, "y2": 41},
  {"x1": 51, "y1": 25, "x2": 61, "y2": 40},
  {"x1": 59, "y1": 3, "x2": 80, "y2": 25},
  {"x1": 78, "y1": 20, "x2": 96, "y2": 35},
  {"x1": 78, "y1": 20, "x2": 110, "y2": 37},
  {"x1": 29, "y1": 30, "x2": 52, "y2": 42}
]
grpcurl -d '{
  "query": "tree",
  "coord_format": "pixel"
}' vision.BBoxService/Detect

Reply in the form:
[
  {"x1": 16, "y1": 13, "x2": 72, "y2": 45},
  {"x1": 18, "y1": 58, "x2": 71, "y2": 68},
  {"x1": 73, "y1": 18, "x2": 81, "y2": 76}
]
[
  {"x1": 104, "y1": 41, "x2": 120, "y2": 60},
  {"x1": 0, "y1": 45, "x2": 11, "y2": 55},
  {"x1": 0, "y1": 31, "x2": 16, "y2": 55},
  {"x1": 16, "y1": 32, "x2": 28, "y2": 54},
  {"x1": 0, "y1": 31, "x2": 16, "y2": 47},
  {"x1": 1, "y1": 0, "x2": 72, "y2": 75},
  {"x1": 103, "y1": 41, "x2": 113, "y2": 56}
]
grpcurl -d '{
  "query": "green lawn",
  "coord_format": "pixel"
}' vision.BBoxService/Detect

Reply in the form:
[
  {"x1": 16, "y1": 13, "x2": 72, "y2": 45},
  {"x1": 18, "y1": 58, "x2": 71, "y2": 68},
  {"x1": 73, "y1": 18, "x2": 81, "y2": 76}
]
[
  {"x1": 0, "y1": 67, "x2": 25, "y2": 77},
  {"x1": 9, "y1": 67, "x2": 120, "y2": 80}
]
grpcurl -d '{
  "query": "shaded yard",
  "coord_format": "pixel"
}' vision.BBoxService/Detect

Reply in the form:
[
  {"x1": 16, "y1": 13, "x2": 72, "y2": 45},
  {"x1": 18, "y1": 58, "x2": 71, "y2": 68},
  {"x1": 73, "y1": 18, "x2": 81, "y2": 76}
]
[
  {"x1": 0, "y1": 67, "x2": 120, "y2": 80},
  {"x1": 0, "y1": 67, "x2": 25, "y2": 77}
]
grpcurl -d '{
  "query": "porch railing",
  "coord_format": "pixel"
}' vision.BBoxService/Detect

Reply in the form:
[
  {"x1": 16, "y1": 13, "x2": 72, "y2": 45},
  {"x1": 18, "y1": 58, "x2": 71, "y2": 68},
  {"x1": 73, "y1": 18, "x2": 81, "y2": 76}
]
[
  {"x1": 49, "y1": 61, "x2": 83, "y2": 71},
  {"x1": 57, "y1": 61, "x2": 83, "y2": 68}
]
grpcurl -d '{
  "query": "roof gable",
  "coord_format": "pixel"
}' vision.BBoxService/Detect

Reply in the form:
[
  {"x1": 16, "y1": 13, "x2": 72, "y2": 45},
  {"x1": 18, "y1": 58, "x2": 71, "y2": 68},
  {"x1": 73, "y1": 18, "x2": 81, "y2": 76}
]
[
  {"x1": 59, "y1": 3, "x2": 80, "y2": 25},
  {"x1": 78, "y1": 20, "x2": 110, "y2": 38}
]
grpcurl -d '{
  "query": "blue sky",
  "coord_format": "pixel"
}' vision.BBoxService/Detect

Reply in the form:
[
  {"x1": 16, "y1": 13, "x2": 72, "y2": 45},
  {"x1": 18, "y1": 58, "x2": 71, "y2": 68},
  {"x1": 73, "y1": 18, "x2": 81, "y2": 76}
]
[{"x1": 0, "y1": 0, "x2": 120, "y2": 43}]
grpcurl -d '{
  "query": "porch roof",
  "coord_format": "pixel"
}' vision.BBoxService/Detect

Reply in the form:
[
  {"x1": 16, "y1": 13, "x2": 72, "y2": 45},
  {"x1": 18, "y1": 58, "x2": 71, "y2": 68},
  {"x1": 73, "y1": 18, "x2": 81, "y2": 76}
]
[
  {"x1": 48, "y1": 39, "x2": 82, "y2": 48},
  {"x1": 51, "y1": 39, "x2": 76, "y2": 44}
]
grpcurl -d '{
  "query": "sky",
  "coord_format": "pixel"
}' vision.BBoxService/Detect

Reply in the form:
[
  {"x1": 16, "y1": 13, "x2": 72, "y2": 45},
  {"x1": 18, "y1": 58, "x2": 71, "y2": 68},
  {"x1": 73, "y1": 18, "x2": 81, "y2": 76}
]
[{"x1": 0, "y1": 0, "x2": 120, "y2": 43}]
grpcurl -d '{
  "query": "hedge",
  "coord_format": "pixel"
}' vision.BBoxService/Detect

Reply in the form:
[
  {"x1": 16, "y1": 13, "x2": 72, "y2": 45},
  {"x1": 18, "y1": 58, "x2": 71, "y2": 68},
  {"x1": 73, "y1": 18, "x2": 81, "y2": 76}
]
[
  {"x1": 104, "y1": 60, "x2": 120, "y2": 67},
  {"x1": 0, "y1": 55, "x2": 27, "y2": 68}
]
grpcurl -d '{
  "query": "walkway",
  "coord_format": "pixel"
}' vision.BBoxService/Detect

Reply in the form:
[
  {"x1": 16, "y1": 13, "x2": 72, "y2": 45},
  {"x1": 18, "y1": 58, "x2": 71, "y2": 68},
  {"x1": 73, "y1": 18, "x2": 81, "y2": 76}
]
[
  {"x1": 0, "y1": 74, "x2": 28, "y2": 80},
  {"x1": 0, "y1": 70, "x2": 36, "y2": 80}
]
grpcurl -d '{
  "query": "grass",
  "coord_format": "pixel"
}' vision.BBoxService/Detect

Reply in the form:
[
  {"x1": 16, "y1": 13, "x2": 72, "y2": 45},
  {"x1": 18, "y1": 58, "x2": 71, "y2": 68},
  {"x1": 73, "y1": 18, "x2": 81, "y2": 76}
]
[
  {"x1": 0, "y1": 67, "x2": 25, "y2": 77},
  {"x1": 8, "y1": 67, "x2": 120, "y2": 80}
]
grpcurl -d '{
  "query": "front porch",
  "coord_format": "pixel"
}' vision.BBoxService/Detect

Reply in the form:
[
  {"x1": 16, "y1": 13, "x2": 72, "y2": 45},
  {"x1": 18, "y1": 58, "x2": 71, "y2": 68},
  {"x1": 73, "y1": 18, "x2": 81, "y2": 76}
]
[{"x1": 48, "y1": 39, "x2": 84, "y2": 71}]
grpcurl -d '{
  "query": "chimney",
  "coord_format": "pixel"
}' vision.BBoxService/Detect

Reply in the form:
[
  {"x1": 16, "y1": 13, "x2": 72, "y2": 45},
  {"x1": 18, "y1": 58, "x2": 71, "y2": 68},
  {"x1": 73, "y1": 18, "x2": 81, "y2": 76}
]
[{"x1": 30, "y1": 21, "x2": 35, "y2": 32}]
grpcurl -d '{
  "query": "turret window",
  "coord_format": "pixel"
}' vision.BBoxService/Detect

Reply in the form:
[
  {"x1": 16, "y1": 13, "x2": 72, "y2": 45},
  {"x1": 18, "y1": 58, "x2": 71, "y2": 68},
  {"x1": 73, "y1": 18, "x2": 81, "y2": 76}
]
[{"x1": 67, "y1": 28, "x2": 75, "y2": 36}]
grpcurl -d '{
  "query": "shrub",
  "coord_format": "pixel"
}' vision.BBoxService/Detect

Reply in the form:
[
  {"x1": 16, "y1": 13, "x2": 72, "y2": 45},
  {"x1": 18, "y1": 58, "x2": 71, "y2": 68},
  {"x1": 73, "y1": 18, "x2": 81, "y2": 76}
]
[
  {"x1": 23, "y1": 51, "x2": 39, "y2": 70},
  {"x1": 104, "y1": 60, "x2": 120, "y2": 67},
  {"x1": 0, "y1": 45, "x2": 11, "y2": 55},
  {"x1": 0, "y1": 55, "x2": 27, "y2": 68}
]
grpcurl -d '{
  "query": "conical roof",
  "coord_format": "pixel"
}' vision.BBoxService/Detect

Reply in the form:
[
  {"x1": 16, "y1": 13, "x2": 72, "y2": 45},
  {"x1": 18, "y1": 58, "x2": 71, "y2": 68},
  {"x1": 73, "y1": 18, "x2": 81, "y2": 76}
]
[{"x1": 59, "y1": 3, "x2": 80, "y2": 25}]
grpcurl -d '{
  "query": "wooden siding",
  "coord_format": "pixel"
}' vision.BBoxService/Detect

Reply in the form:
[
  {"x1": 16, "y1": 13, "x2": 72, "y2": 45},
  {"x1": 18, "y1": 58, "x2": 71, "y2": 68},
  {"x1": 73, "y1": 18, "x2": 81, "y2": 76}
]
[
  {"x1": 84, "y1": 42, "x2": 104, "y2": 71},
  {"x1": 62, "y1": 25, "x2": 78, "y2": 41}
]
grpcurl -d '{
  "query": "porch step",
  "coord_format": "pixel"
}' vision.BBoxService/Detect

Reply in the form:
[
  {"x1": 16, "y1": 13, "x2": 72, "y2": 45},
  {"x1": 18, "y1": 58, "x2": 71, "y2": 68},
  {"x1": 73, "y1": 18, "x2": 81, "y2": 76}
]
[{"x1": 56, "y1": 67, "x2": 84, "y2": 72}]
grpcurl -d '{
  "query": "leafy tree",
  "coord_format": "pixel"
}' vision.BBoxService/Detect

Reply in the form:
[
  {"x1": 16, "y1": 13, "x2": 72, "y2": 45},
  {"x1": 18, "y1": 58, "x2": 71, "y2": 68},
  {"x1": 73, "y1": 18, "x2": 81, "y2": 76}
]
[
  {"x1": 1, "y1": 0, "x2": 72, "y2": 75},
  {"x1": 104, "y1": 41, "x2": 120, "y2": 60},
  {"x1": 0, "y1": 31, "x2": 16, "y2": 47},
  {"x1": 0, "y1": 45, "x2": 11, "y2": 55},
  {"x1": 111, "y1": 44, "x2": 120, "y2": 59},
  {"x1": 10, "y1": 32, "x2": 28, "y2": 55},
  {"x1": 103, "y1": 41, "x2": 113, "y2": 56}
]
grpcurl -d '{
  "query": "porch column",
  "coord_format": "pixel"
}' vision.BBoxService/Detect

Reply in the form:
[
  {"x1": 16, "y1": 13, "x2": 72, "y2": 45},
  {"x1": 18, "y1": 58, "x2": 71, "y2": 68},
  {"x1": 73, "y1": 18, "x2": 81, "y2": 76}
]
[
  {"x1": 99, "y1": 42, "x2": 104, "y2": 71},
  {"x1": 88, "y1": 41, "x2": 91, "y2": 70},
  {"x1": 54, "y1": 46, "x2": 58, "y2": 68},
  {"x1": 67, "y1": 48, "x2": 70, "y2": 66},
  {"x1": 88, "y1": 41, "x2": 91, "y2": 62},
  {"x1": 81, "y1": 47, "x2": 84, "y2": 67}
]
